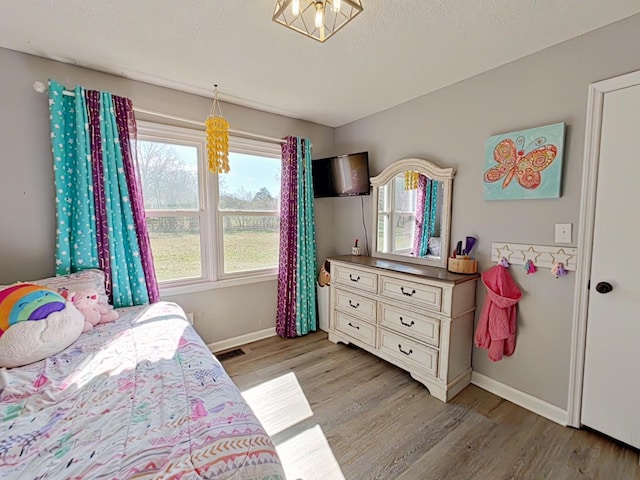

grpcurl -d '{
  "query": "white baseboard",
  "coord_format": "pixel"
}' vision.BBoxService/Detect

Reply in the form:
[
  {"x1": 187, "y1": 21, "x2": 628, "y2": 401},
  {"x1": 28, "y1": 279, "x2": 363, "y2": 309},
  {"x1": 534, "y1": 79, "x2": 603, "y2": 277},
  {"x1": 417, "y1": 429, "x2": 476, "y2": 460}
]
[
  {"x1": 207, "y1": 327, "x2": 277, "y2": 353},
  {"x1": 471, "y1": 372, "x2": 567, "y2": 426}
]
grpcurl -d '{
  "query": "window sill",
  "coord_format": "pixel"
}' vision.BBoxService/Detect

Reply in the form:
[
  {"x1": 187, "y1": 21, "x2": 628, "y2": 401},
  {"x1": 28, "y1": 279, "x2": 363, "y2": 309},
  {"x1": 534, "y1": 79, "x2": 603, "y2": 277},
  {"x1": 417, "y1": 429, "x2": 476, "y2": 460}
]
[{"x1": 159, "y1": 273, "x2": 278, "y2": 297}]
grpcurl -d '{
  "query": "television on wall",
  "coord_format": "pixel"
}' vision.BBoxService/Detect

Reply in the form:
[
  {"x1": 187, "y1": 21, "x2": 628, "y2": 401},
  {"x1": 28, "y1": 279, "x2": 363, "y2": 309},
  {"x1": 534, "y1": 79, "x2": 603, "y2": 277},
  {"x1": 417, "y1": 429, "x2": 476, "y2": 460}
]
[{"x1": 312, "y1": 152, "x2": 370, "y2": 198}]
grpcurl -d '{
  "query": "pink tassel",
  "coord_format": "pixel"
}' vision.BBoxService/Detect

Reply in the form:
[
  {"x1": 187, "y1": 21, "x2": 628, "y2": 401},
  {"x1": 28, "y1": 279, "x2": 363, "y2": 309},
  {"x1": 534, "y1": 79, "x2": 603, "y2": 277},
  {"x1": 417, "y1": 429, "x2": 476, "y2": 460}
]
[{"x1": 524, "y1": 259, "x2": 536, "y2": 274}]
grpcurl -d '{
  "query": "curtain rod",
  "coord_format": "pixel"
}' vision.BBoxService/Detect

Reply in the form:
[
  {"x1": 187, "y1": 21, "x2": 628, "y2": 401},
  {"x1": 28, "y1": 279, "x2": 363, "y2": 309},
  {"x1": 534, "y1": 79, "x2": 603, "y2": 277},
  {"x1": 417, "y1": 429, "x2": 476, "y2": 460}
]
[{"x1": 32, "y1": 81, "x2": 285, "y2": 145}]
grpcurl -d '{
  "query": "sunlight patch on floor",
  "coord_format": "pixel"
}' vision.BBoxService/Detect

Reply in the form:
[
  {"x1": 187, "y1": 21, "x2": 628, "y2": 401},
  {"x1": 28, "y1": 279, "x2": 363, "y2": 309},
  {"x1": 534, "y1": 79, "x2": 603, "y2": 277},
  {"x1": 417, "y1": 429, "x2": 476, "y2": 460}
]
[
  {"x1": 241, "y1": 371, "x2": 313, "y2": 436},
  {"x1": 276, "y1": 424, "x2": 346, "y2": 480},
  {"x1": 241, "y1": 371, "x2": 346, "y2": 479}
]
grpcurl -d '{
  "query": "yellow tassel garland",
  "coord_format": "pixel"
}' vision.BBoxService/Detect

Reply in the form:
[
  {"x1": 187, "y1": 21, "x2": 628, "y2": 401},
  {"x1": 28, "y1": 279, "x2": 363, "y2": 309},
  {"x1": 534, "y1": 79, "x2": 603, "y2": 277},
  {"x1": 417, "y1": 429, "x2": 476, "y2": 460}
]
[
  {"x1": 205, "y1": 115, "x2": 230, "y2": 174},
  {"x1": 404, "y1": 171, "x2": 419, "y2": 190}
]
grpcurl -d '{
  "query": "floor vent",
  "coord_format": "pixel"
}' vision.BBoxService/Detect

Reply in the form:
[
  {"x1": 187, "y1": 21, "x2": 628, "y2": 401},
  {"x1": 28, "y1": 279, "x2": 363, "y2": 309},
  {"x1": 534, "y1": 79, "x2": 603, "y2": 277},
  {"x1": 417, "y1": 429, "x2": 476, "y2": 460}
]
[{"x1": 217, "y1": 348, "x2": 246, "y2": 361}]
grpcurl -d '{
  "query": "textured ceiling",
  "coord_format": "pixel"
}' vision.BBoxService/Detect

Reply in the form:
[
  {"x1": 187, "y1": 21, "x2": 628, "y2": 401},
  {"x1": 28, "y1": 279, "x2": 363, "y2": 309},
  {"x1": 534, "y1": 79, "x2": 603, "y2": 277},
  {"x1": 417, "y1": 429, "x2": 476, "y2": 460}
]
[{"x1": 2, "y1": 0, "x2": 640, "y2": 127}]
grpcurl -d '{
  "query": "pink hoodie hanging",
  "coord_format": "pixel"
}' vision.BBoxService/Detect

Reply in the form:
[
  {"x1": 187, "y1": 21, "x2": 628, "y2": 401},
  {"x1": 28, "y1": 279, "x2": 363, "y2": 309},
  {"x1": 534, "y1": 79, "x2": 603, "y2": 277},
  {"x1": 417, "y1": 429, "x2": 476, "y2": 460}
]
[{"x1": 475, "y1": 264, "x2": 522, "y2": 361}]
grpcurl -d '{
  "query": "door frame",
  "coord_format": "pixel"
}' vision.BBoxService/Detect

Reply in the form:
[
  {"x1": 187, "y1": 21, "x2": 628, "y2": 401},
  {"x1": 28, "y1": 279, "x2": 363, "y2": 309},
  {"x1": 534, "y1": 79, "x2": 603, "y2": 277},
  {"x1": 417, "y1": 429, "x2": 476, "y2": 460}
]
[{"x1": 567, "y1": 69, "x2": 640, "y2": 427}]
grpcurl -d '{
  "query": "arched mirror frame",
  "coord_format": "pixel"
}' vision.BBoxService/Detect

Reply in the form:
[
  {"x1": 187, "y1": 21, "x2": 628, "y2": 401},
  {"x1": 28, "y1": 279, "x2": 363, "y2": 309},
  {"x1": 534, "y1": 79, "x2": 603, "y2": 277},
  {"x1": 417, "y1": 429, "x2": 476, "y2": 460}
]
[{"x1": 370, "y1": 158, "x2": 456, "y2": 268}]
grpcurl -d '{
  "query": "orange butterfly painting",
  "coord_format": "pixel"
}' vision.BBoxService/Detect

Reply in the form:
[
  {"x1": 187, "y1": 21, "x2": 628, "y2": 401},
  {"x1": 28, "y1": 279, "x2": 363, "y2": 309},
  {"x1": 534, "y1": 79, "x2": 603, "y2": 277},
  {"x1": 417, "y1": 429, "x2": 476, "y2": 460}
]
[{"x1": 483, "y1": 122, "x2": 565, "y2": 200}]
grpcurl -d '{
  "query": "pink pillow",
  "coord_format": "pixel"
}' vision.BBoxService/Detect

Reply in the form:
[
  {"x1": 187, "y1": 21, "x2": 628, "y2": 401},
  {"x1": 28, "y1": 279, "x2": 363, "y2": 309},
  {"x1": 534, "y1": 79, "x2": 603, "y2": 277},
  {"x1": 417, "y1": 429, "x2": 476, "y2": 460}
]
[{"x1": 29, "y1": 270, "x2": 110, "y2": 309}]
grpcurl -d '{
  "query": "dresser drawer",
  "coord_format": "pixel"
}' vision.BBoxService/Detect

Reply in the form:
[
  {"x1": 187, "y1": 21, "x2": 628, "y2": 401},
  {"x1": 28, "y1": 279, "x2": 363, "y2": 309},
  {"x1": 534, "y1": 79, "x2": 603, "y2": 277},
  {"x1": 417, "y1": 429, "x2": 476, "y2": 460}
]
[
  {"x1": 379, "y1": 275, "x2": 442, "y2": 311},
  {"x1": 379, "y1": 329, "x2": 438, "y2": 378},
  {"x1": 334, "y1": 289, "x2": 376, "y2": 322},
  {"x1": 335, "y1": 312, "x2": 376, "y2": 347},
  {"x1": 333, "y1": 264, "x2": 377, "y2": 293},
  {"x1": 379, "y1": 303, "x2": 440, "y2": 347}
]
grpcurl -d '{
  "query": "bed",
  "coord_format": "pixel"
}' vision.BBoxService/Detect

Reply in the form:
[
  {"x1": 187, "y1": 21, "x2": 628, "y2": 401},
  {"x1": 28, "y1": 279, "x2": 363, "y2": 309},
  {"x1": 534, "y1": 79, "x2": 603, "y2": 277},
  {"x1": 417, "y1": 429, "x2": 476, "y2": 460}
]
[{"x1": 0, "y1": 300, "x2": 285, "y2": 479}]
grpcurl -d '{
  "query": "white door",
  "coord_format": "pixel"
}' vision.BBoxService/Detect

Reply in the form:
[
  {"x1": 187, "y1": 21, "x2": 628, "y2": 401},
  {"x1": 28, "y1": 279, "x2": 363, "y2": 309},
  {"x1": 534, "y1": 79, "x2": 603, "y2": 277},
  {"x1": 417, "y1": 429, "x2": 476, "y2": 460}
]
[{"x1": 581, "y1": 81, "x2": 640, "y2": 448}]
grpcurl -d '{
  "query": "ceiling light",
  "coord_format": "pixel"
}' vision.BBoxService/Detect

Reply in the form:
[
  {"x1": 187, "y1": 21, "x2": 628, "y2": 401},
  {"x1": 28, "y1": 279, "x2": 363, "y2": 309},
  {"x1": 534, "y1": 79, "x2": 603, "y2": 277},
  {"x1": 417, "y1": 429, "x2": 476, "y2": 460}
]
[
  {"x1": 273, "y1": 0, "x2": 363, "y2": 43},
  {"x1": 314, "y1": 2, "x2": 324, "y2": 29}
]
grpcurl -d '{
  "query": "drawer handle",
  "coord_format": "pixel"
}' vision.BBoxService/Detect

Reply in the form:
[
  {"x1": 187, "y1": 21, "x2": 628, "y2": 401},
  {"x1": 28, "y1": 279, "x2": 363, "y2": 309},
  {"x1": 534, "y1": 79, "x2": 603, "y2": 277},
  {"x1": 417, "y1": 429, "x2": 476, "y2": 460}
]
[
  {"x1": 400, "y1": 287, "x2": 416, "y2": 297},
  {"x1": 398, "y1": 344, "x2": 413, "y2": 356},
  {"x1": 348, "y1": 300, "x2": 360, "y2": 309},
  {"x1": 349, "y1": 274, "x2": 361, "y2": 283},
  {"x1": 399, "y1": 317, "x2": 415, "y2": 327},
  {"x1": 348, "y1": 322, "x2": 360, "y2": 330}
]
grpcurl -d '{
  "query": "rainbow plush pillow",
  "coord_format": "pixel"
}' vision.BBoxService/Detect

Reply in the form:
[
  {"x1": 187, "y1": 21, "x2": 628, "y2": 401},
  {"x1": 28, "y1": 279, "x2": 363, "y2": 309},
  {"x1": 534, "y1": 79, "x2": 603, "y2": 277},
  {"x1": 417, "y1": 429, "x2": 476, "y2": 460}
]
[
  {"x1": 0, "y1": 284, "x2": 85, "y2": 368},
  {"x1": 0, "y1": 284, "x2": 67, "y2": 331}
]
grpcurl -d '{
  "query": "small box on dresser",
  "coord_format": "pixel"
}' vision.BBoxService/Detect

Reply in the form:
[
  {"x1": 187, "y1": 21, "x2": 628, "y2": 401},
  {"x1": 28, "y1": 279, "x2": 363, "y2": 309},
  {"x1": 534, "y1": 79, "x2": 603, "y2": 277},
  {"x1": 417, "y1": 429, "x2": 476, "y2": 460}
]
[{"x1": 328, "y1": 255, "x2": 479, "y2": 402}]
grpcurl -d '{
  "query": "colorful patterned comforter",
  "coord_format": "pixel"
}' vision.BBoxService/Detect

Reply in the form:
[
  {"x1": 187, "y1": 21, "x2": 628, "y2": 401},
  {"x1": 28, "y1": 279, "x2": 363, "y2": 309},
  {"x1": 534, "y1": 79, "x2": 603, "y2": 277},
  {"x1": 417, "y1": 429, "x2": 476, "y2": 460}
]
[{"x1": 0, "y1": 302, "x2": 284, "y2": 479}]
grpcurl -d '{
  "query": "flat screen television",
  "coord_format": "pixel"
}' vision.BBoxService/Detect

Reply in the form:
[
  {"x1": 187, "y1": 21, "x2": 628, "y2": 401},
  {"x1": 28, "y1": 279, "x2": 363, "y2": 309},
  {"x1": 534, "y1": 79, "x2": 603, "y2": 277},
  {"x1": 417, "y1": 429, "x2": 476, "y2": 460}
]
[{"x1": 312, "y1": 152, "x2": 370, "y2": 198}]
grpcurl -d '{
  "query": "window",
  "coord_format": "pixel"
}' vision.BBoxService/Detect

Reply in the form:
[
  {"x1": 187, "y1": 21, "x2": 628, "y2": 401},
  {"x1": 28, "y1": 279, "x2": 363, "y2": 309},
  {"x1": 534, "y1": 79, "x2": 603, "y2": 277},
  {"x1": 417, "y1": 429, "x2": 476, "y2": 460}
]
[
  {"x1": 137, "y1": 122, "x2": 281, "y2": 291},
  {"x1": 138, "y1": 127, "x2": 207, "y2": 285},
  {"x1": 377, "y1": 175, "x2": 417, "y2": 254},
  {"x1": 219, "y1": 150, "x2": 281, "y2": 275}
]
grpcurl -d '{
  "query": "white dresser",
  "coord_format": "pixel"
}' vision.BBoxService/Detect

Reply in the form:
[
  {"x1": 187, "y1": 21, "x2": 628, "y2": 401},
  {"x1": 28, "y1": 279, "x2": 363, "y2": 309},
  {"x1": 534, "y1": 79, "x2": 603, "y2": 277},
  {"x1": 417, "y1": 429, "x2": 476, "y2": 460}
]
[{"x1": 328, "y1": 255, "x2": 479, "y2": 402}]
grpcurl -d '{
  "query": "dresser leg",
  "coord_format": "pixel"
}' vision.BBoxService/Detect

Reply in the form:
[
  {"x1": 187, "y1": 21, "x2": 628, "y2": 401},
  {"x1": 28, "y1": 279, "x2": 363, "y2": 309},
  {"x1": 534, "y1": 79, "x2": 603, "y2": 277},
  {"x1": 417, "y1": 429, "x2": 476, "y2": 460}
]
[
  {"x1": 408, "y1": 369, "x2": 472, "y2": 402},
  {"x1": 410, "y1": 372, "x2": 447, "y2": 402},
  {"x1": 328, "y1": 331, "x2": 351, "y2": 346}
]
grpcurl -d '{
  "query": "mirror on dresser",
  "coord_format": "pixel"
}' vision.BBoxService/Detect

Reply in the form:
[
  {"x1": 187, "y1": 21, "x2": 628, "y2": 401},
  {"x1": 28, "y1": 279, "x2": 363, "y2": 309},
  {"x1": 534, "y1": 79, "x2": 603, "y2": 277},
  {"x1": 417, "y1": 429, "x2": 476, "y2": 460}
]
[{"x1": 370, "y1": 158, "x2": 455, "y2": 269}]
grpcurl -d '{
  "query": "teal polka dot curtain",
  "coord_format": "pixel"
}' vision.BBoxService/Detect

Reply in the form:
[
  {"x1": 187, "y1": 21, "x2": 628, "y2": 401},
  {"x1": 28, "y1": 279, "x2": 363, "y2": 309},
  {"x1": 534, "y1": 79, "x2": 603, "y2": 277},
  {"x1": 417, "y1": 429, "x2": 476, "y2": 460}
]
[
  {"x1": 276, "y1": 137, "x2": 318, "y2": 337},
  {"x1": 48, "y1": 80, "x2": 159, "y2": 307},
  {"x1": 411, "y1": 175, "x2": 439, "y2": 257}
]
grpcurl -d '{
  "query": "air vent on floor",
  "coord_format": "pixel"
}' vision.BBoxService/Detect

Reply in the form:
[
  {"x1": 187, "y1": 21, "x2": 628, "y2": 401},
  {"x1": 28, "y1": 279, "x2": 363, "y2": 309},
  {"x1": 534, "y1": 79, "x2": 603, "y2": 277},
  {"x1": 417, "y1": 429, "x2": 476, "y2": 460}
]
[{"x1": 217, "y1": 348, "x2": 246, "y2": 361}]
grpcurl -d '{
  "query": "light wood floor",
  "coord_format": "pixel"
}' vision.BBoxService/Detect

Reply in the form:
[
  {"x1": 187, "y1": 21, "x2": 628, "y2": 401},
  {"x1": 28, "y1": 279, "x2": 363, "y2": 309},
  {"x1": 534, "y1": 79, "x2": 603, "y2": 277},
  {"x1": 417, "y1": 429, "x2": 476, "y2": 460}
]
[{"x1": 220, "y1": 331, "x2": 640, "y2": 480}]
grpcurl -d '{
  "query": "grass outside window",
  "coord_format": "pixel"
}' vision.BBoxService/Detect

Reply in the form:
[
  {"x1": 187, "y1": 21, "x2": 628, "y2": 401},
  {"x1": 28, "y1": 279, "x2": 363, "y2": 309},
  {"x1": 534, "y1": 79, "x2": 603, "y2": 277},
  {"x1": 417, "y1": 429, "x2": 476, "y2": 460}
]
[{"x1": 150, "y1": 230, "x2": 279, "y2": 281}]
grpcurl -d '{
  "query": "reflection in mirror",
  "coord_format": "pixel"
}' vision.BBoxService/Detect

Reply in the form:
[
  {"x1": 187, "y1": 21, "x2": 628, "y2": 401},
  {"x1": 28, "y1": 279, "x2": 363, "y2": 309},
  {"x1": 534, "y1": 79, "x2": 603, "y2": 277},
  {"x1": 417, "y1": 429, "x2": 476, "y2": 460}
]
[
  {"x1": 370, "y1": 158, "x2": 455, "y2": 268},
  {"x1": 376, "y1": 173, "x2": 442, "y2": 259}
]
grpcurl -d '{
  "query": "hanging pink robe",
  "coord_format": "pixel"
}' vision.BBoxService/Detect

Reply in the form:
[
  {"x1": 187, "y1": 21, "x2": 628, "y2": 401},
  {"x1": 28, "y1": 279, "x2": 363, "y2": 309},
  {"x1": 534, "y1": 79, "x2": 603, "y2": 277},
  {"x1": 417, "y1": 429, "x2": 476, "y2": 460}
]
[{"x1": 475, "y1": 264, "x2": 522, "y2": 362}]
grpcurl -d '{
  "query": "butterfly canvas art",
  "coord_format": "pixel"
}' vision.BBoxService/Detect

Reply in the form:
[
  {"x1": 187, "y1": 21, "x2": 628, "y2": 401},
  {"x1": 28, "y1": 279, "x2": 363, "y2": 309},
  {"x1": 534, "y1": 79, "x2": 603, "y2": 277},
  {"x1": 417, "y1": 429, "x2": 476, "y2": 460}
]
[{"x1": 483, "y1": 122, "x2": 565, "y2": 200}]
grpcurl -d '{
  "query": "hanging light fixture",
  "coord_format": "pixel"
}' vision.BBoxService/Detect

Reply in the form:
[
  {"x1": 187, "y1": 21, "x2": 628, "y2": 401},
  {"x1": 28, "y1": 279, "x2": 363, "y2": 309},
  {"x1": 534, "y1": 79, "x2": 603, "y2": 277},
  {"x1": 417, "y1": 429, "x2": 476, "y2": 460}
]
[
  {"x1": 205, "y1": 85, "x2": 230, "y2": 174},
  {"x1": 273, "y1": 0, "x2": 363, "y2": 43}
]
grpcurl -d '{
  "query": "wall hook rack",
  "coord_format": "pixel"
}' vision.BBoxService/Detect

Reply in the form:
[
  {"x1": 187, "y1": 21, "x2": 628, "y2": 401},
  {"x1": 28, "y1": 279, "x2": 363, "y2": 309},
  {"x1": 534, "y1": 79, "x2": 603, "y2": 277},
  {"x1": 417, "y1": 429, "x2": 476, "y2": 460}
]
[{"x1": 491, "y1": 242, "x2": 577, "y2": 271}]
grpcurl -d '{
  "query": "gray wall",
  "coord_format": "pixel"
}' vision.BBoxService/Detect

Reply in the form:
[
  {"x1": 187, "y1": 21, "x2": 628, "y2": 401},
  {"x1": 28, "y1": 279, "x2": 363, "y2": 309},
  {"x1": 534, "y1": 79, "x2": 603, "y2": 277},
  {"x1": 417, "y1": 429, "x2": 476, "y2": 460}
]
[
  {"x1": 3, "y1": 13, "x2": 639, "y2": 408},
  {"x1": 332, "y1": 14, "x2": 640, "y2": 410},
  {"x1": 0, "y1": 47, "x2": 336, "y2": 344}
]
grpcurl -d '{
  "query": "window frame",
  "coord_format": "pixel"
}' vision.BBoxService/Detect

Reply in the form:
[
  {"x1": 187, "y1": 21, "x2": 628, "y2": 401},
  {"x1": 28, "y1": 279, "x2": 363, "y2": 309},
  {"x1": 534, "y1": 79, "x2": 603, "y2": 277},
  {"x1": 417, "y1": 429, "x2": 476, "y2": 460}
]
[
  {"x1": 377, "y1": 176, "x2": 417, "y2": 255},
  {"x1": 136, "y1": 122, "x2": 281, "y2": 295},
  {"x1": 216, "y1": 137, "x2": 282, "y2": 281}
]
